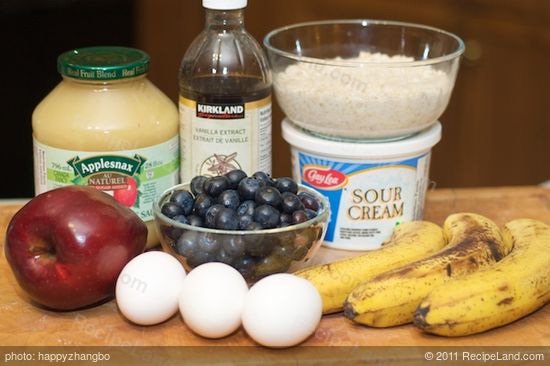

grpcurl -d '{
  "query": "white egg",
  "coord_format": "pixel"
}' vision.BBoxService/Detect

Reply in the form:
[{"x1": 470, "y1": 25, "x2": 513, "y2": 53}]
[
  {"x1": 179, "y1": 262, "x2": 248, "y2": 338},
  {"x1": 116, "y1": 251, "x2": 186, "y2": 325},
  {"x1": 242, "y1": 273, "x2": 322, "y2": 348}
]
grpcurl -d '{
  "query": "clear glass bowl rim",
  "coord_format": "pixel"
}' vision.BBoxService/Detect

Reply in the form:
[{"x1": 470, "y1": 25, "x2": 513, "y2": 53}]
[
  {"x1": 263, "y1": 19, "x2": 465, "y2": 67},
  {"x1": 153, "y1": 182, "x2": 331, "y2": 236}
]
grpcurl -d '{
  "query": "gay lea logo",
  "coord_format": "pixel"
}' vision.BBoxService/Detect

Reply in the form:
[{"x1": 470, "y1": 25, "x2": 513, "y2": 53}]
[
  {"x1": 196, "y1": 102, "x2": 245, "y2": 119},
  {"x1": 303, "y1": 166, "x2": 348, "y2": 190},
  {"x1": 67, "y1": 155, "x2": 147, "y2": 178}
]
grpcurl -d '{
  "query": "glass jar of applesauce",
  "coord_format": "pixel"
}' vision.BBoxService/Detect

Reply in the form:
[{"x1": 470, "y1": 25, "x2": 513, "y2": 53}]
[{"x1": 33, "y1": 46, "x2": 179, "y2": 249}]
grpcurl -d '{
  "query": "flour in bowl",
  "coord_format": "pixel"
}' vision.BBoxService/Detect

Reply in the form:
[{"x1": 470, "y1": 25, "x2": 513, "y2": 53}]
[{"x1": 273, "y1": 52, "x2": 453, "y2": 139}]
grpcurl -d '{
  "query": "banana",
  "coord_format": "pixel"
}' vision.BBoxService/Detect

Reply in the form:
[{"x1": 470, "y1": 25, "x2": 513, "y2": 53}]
[
  {"x1": 295, "y1": 221, "x2": 446, "y2": 314},
  {"x1": 414, "y1": 218, "x2": 550, "y2": 336},
  {"x1": 344, "y1": 213, "x2": 513, "y2": 327}
]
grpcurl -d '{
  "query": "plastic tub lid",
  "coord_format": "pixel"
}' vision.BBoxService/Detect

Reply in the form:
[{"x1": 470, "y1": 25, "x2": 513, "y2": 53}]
[{"x1": 282, "y1": 119, "x2": 442, "y2": 160}]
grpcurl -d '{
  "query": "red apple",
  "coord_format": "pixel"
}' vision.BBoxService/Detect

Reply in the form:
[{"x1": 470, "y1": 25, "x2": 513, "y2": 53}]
[{"x1": 4, "y1": 186, "x2": 147, "y2": 310}]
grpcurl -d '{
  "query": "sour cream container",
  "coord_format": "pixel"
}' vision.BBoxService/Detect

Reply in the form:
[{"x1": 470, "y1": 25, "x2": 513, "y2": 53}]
[{"x1": 282, "y1": 119, "x2": 442, "y2": 251}]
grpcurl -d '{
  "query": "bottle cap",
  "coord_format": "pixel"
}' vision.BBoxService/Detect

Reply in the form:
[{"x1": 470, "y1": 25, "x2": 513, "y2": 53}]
[
  {"x1": 57, "y1": 46, "x2": 150, "y2": 81},
  {"x1": 203, "y1": 0, "x2": 247, "y2": 10}
]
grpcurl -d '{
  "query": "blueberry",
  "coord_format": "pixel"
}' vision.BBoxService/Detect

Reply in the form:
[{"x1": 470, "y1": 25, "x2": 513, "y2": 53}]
[
  {"x1": 245, "y1": 234, "x2": 274, "y2": 257},
  {"x1": 170, "y1": 190, "x2": 194, "y2": 216},
  {"x1": 193, "y1": 194, "x2": 214, "y2": 217},
  {"x1": 275, "y1": 177, "x2": 298, "y2": 194},
  {"x1": 218, "y1": 189, "x2": 240, "y2": 210},
  {"x1": 279, "y1": 212, "x2": 293, "y2": 226},
  {"x1": 253, "y1": 205, "x2": 280, "y2": 229},
  {"x1": 215, "y1": 249, "x2": 235, "y2": 265},
  {"x1": 238, "y1": 214, "x2": 254, "y2": 230},
  {"x1": 225, "y1": 169, "x2": 248, "y2": 189},
  {"x1": 223, "y1": 236, "x2": 246, "y2": 257},
  {"x1": 190, "y1": 175, "x2": 207, "y2": 196},
  {"x1": 197, "y1": 232, "x2": 221, "y2": 253},
  {"x1": 277, "y1": 231, "x2": 296, "y2": 247},
  {"x1": 166, "y1": 214, "x2": 189, "y2": 240},
  {"x1": 272, "y1": 241, "x2": 296, "y2": 258},
  {"x1": 238, "y1": 177, "x2": 266, "y2": 201},
  {"x1": 172, "y1": 214, "x2": 189, "y2": 225},
  {"x1": 255, "y1": 186, "x2": 282, "y2": 208},
  {"x1": 234, "y1": 256, "x2": 256, "y2": 281},
  {"x1": 187, "y1": 214, "x2": 204, "y2": 227},
  {"x1": 298, "y1": 191, "x2": 320, "y2": 212},
  {"x1": 280, "y1": 192, "x2": 304, "y2": 214},
  {"x1": 304, "y1": 208, "x2": 318, "y2": 220},
  {"x1": 274, "y1": 231, "x2": 296, "y2": 252},
  {"x1": 164, "y1": 225, "x2": 182, "y2": 241},
  {"x1": 175, "y1": 231, "x2": 199, "y2": 257},
  {"x1": 187, "y1": 251, "x2": 216, "y2": 268},
  {"x1": 245, "y1": 222, "x2": 263, "y2": 231},
  {"x1": 204, "y1": 176, "x2": 229, "y2": 197},
  {"x1": 161, "y1": 202, "x2": 184, "y2": 218},
  {"x1": 215, "y1": 207, "x2": 239, "y2": 230},
  {"x1": 252, "y1": 171, "x2": 275, "y2": 186},
  {"x1": 205, "y1": 204, "x2": 225, "y2": 228},
  {"x1": 292, "y1": 210, "x2": 308, "y2": 224},
  {"x1": 237, "y1": 200, "x2": 256, "y2": 216}
]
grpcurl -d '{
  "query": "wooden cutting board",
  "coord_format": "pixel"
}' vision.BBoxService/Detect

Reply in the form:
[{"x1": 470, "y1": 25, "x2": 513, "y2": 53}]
[{"x1": 1, "y1": 187, "x2": 549, "y2": 348}]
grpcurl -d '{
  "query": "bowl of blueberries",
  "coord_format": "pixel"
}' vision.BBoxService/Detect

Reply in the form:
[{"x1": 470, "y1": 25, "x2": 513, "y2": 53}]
[{"x1": 153, "y1": 169, "x2": 329, "y2": 282}]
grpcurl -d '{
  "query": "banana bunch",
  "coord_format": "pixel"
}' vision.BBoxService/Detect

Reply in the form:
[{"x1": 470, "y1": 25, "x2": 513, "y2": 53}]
[
  {"x1": 295, "y1": 221, "x2": 447, "y2": 314},
  {"x1": 343, "y1": 213, "x2": 513, "y2": 327},
  {"x1": 414, "y1": 219, "x2": 550, "y2": 336}
]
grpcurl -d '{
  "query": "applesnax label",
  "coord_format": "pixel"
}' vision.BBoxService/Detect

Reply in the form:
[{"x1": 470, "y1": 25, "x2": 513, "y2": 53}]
[{"x1": 33, "y1": 136, "x2": 179, "y2": 221}]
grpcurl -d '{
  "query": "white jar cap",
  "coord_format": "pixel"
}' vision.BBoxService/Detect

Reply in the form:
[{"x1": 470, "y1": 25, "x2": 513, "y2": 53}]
[
  {"x1": 203, "y1": 0, "x2": 247, "y2": 10},
  {"x1": 282, "y1": 119, "x2": 442, "y2": 160}
]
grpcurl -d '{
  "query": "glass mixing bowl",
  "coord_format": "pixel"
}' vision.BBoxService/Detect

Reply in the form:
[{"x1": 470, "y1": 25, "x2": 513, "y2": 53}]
[
  {"x1": 154, "y1": 183, "x2": 329, "y2": 283},
  {"x1": 264, "y1": 20, "x2": 464, "y2": 141}
]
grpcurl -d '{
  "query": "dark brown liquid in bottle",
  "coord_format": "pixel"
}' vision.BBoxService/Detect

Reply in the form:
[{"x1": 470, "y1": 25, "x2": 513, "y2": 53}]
[{"x1": 180, "y1": 75, "x2": 271, "y2": 103}]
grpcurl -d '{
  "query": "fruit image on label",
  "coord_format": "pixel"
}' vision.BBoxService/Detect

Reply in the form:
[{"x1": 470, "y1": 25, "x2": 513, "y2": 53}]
[
  {"x1": 113, "y1": 177, "x2": 138, "y2": 207},
  {"x1": 200, "y1": 152, "x2": 242, "y2": 176}
]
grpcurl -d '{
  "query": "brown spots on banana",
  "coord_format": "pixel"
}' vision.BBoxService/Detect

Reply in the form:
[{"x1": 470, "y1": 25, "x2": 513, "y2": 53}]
[
  {"x1": 497, "y1": 297, "x2": 514, "y2": 305},
  {"x1": 448, "y1": 235, "x2": 503, "y2": 259},
  {"x1": 484, "y1": 239, "x2": 506, "y2": 261},
  {"x1": 413, "y1": 305, "x2": 433, "y2": 330},
  {"x1": 375, "y1": 265, "x2": 414, "y2": 279},
  {"x1": 446, "y1": 264, "x2": 452, "y2": 277},
  {"x1": 342, "y1": 301, "x2": 358, "y2": 320}
]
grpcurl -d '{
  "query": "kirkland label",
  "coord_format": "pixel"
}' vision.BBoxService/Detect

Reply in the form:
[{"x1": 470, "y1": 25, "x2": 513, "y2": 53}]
[
  {"x1": 196, "y1": 102, "x2": 245, "y2": 119},
  {"x1": 179, "y1": 96, "x2": 272, "y2": 182},
  {"x1": 33, "y1": 136, "x2": 180, "y2": 222},
  {"x1": 291, "y1": 150, "x2": 432, "y2": 250}
]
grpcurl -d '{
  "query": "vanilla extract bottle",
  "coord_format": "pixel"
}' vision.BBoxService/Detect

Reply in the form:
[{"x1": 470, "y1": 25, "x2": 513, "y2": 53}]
[{"x1": 179, "y1": 0, "x2": 272, "y2": 182}]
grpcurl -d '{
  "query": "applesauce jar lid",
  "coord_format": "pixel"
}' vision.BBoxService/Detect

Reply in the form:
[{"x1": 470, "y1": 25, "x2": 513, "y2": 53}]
[{"x1": 57, "y1": 46, "x2": 150, "y2": 81}]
